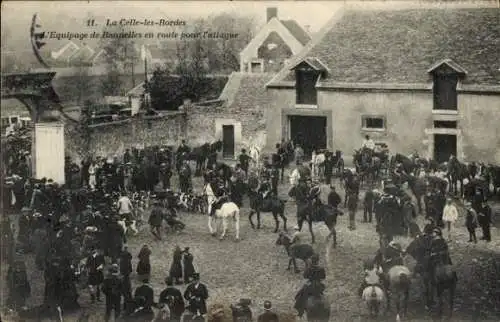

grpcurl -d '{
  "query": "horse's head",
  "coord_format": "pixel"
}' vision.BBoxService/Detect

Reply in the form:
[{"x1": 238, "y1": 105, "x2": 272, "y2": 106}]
[
  {"x1": 212, "y1": 140, "x2": 223, "y2": 152},
  {"x1": 275, "y1": 232, "x2": 290, "y2": 246}
]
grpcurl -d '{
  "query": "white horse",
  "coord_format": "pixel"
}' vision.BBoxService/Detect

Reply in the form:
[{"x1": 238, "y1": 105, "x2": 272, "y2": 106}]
[
  {"x1": 248, "y1": 145, "x2": 261, "y2": 172},
  {"x1": 208, "y1": 201, "x2": 240, "y2": 241},
  {"x1": 311, "y1": 151, "x2": 327, "y2": 180}
]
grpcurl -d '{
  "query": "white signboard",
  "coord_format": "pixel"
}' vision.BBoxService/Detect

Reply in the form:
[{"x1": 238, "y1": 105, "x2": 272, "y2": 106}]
[{"x1": 35, "y1": 123, "x2": 65, "y2": 184}]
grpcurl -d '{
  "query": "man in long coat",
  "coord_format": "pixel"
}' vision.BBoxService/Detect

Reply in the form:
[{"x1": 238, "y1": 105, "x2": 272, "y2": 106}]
[
  {"x1": 159, "y1": 277, "x2": 185, "y2": 321},
  {"x1": 184, "y1": 273, "x2": 209, "y2": 316}
]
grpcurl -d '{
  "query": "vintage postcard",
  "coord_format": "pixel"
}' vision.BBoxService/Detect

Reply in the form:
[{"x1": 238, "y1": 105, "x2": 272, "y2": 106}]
[{"x1": 1, "y1": 1, "x2": 499, "y2": 321}]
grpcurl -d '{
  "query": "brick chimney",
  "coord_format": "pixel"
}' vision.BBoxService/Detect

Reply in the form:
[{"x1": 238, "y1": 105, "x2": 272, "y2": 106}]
[{"x1": 267, "y1": 7, "x2": 278, "y2": 22}]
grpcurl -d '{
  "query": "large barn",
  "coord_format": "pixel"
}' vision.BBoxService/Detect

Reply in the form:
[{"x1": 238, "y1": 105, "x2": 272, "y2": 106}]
[{"x1": 265, "y1": 7, "x2": 500, "y2": 163}]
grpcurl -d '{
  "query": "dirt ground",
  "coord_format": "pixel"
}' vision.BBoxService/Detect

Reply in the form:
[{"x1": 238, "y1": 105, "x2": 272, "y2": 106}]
[{"x1": 1, "y1": 171, "x2": 499, "y2": 322}]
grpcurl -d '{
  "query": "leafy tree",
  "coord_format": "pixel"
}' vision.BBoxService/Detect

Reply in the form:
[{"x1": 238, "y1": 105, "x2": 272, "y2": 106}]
[{"x1": 99, "y1": 25, "x2": 138, "y2": 96}]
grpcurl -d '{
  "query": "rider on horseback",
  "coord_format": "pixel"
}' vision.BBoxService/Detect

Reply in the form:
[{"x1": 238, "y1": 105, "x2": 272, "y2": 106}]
[
  {"x1": 294, "y1": 253, "x2": 326, "y2": 317},
  {"x1": 258, "y1": 175, "x2": 272, "y2": 200},
  {"x1": 372, "y1": 240, "x2": 405, "y2": 295},
  {"x1": 358, "y1": 259, "x2": 384, "y2": 298},
  {"x1": 429, "y1": 228, "x2": 453, "y2": 267},
  {"x1": 209, "y1": 177, "x2": 228, "y2": 217}
]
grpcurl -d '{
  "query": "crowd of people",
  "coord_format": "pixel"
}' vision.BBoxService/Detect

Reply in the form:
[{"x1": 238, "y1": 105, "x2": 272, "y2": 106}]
[{"x1": 1, "y1": 130, "x2": 496, "y2": 321}]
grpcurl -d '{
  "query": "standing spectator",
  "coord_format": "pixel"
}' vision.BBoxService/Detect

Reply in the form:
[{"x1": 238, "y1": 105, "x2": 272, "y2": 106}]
[
  {"x1": 169, "y1": 246, "x2": 184, "y2": 285},
  {"x1": 120, "y1": 246, "x2": 133, "y2": 308},
  {"x1": 324, "y1": 154, "x2": 334, "y2": 185},
  {"x1": 159, "y1": 277, "x2": 185, "y2": 322},
  {"x1": 179, "y1": 160, "x2": 192, "y2": 193},
  {"x1": 347, "y1": 191, "x2": 358, "y2": 230},
  {"x1": 442, "y1": 198, "x2": 459, "y2": 241},
  {"x1": 149, "y1": 201, "x2": 164, "y2": 240},
  {"x1": 361, "y1": 135, "x2": 375, "y2": 151},
  {"x1": 184, "y1": 273, "x2": 209, "y2": 316},
  {"x1": 86, "y1": 247, "x2": 105, "y2": 303},
  {"x1": 239, "y1": 149, "x2": 252, "y2": 177},
  {"x1": 176, "y1": 140, "x2": 190, "y2": 172},
  {"x1": 160, "y1": 162, "x2": 172, "y2": 190},
  {"x1": 257, "y1": 301, "x2": 279, "y2": 322},
  {"x1": 183, "y1": 247, "x2": 197, "y2": 284},
  {"x1": 294, "y1": 144, "x2": 304, "y2": 164},
  {"x1": 478, "y1": 200, "x2": 492, "y2": 242},
  {"x1": 102, "y1": 264, "x2": 124, "y2": 322},
  {"x1": 6, "y1": 259, "x2": 31, "y2": 311},
  {"x1": 134, "y1": 279, "x2": 155, "y2": 310},
  {"x1": 328, "y1": 186, "x2": 341, "y2": 210},
  {"x1": 123, "y1": 149, "x2": 132, "y2": 164},
  {"x1": 88, "y1": 160, "x2": 97, "y2": 190},
  {"x1": 464, "y1": 201, "x2": 478, "y2": 243},
  {"x1": 136, "y1": 244, "x2": 152, "y2": 281}
]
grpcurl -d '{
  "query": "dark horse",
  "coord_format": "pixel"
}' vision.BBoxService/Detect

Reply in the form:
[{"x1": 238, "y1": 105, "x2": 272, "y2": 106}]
[
  {"x1": 391, "y1": 153, "x2": 417, "y2": 175},
  {"x1": 287, "y1": 187, "x2": 342, "y2": 245},
  {"x1": 303, "y1": 293, "x2": 331, "y2": 322},
  {"x1": 447, "y1": 156, "x2": 469, "y2": 196},
  {"x1": 275, "y1": 233, "x2": 315, "y2": 273},
  {"x1": 186, "y1": 140, "x2": 222, "y2": 176},
  {"x1": 248, "y1": 190, "x2": 287, "y2": 233},
  {"x1": 406, "y1": 237, "x2": 458, "y2": 318}
]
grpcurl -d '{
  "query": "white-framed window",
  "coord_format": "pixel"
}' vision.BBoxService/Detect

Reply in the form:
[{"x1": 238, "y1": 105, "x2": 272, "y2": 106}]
[{"x1": 362, "y1": 115, "x2": 386, "y2": 131}]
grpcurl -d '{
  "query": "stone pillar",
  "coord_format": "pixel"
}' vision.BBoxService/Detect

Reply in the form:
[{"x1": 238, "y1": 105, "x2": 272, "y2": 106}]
[{"x1": 34, "y1": 122, "x2": 65, "y2": 184}]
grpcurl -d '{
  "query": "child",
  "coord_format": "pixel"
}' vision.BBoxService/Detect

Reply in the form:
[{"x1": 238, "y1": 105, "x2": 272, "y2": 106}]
[{"x1": 464, "y1": 202, "x2": 478, "y2": 243}]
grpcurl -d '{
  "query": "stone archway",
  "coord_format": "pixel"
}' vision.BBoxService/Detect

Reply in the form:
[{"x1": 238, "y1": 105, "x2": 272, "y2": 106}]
[{"x1": 1, "y1": 71, "x2": 67, "y2": 182}]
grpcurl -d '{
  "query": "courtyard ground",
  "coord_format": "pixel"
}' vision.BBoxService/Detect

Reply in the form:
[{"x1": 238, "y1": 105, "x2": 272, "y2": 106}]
[{"x1": 1, "y1": 171, "x2": 499, "y2": 322}]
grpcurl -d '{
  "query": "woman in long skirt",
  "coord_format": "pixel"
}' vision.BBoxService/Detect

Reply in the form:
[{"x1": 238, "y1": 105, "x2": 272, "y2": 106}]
[{"x1": 136, "y1": 244, "x2": 152, "y2": 281}]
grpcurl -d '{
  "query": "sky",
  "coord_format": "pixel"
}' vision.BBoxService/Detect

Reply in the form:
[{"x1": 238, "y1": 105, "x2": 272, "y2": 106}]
[{"x1": 3, "y1": 0, "x2": 497, "y2": 34}]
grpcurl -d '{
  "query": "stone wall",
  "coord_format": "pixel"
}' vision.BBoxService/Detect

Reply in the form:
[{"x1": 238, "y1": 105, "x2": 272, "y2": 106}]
[
  {"x1": 266, "y1": 87, "x2": 500, "y2": 164},
  {"x1": 65, "y1": 112, "x2": 186, "y2": 161}
]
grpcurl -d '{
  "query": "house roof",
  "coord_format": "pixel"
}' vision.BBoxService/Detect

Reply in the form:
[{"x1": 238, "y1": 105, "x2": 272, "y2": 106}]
[
  {"x1": 280, "y1": 20, "x2": 311, "y2": 46},
  {"x1": 126, "y1": 75, "x2": 153, "y2": 97},
  {"x1": 227, "y1": 73, "x2": 275, "y2": 113},
  {"x1": 268, "y1": 8, "x2": 500, "y2": 87},
  {"x1": 289, "y1": 57, "x2": 330, "y2": 72},
  {"x1": 69, "y1": 45, "x2": 96, "y2": 64},
  {"x1": 52, "y1": 41, "x2": 80, "y2": 61}
]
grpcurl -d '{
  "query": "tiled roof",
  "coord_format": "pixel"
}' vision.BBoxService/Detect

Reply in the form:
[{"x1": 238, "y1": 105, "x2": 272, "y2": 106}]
[
  {"x1": 218, "y1": 72, "x2": 244, "y2": 105},
  {"x1": 228, "y1": 73, "x2": 275, "y2": 112},
  {"x1": 269, "y1": 8, "x2": 500, "y2": 86},
  {"x1": 280, "y1": 20, "x2": 311, "y2": 46}
]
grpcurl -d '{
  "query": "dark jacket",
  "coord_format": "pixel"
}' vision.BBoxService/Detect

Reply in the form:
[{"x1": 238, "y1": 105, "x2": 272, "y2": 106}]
[
  {"x1": 159, "y1": 286, "x2": 185, "y2": 316},
  {"x1": 184, "y1": 282, "x2": 209, "y2": 315},
  {"x1": 134, "y1": 284, "x2": 155, "y2": 309},
  {"x1": 258, "y1": 311, "x2": 279, "y2": 322},
  {"x1": 101, "y1": 275, "x2": 124, "y2": 299},
  {"x1": 328, "y1": 191, "x2": 341, "y2": 208},
  {"x1": 120, "y1": 251, "x2": 133, "y2": 276}
]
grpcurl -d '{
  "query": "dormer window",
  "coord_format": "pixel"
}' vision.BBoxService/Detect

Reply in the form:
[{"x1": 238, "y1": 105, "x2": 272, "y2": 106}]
[
  {"x1": 295, "y1": 67, "x2": 319, "y2": 105},
  {"x1": 290, "y1": 57, "x2": 329, "y2": 107},
  {"x1": 428, "y1": 59, "x2": 466, "y2": 111}
]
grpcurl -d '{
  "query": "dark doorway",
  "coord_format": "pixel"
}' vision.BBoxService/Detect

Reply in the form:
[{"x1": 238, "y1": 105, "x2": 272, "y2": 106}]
[
  {"x1": 222, "y1": 125, "x2": 235, "y2": 158},
  {"x1": 289, "y1": 115, "x2": 327, "y2": 158},
  {"x1": 434, "y1": 134, "x2": 457, "y2": 163}
]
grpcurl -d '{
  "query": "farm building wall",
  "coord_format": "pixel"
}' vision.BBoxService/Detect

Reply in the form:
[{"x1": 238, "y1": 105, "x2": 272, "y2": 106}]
[{"x1": 266, "y1": 88, "x2": 500, "y2": 164}]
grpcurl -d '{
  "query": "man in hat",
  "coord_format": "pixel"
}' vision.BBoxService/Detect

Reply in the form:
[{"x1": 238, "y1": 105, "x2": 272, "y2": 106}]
[
  {"x1": 159, "y1": 161, "x2": 172, "y2": 190},
  {"x1": 464, "y1": 201, "x2": 478, "y2": 243},
  {"x1": 184, "y1": 273, "x2": 209, "y2": 316},
  {"x1": 239, "y1": 149, "x2": 252, "y2": 178},
  {"x1": 101, "y1": 264, "x2": 124, "y2": 322},
  {"x1": 328, "y1": 185, "x2": 341, "y2": 210},
  {"x1": 120, "y1": 246, "x2": 133, "y2": 308},
  {"x1": 149, "y1": 201, "x2": 164, "y2": 240},
  {"x1": 159, "y1": 277, "x2": 185, "y2": 322},
  {"x1": 429, "y1": 228, "x2": 453, "y2": 273},
  {"x1": 294, "y1": 254, "x2": 326, "y2": 317},
  {"x1": 86, "y1": 247, "x2": 105, "y2": 303},
  {"x1": 176, "y1": 140, "x2": 190, "y2": 172},
  {"x1": 134, "y1": 279, "x2": 155, "y2": 310},
  {"x1": 478, "y1": 200, "x2": 492, "y2": 242},
  {"x1": 258, "y1": 301, "x2": 279, "y2": 322},
  {"x1": 293, "y1": 177, "x2": 310, "y2": 230},
  {"x1": 123, "y1": 148, "x2": 132, "y2": 164}
]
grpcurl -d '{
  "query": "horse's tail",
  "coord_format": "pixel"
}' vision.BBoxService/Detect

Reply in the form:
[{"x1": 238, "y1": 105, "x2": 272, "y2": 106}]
[{"x1": 399, "y1": 272, "x2": 411, "y2": 289}]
